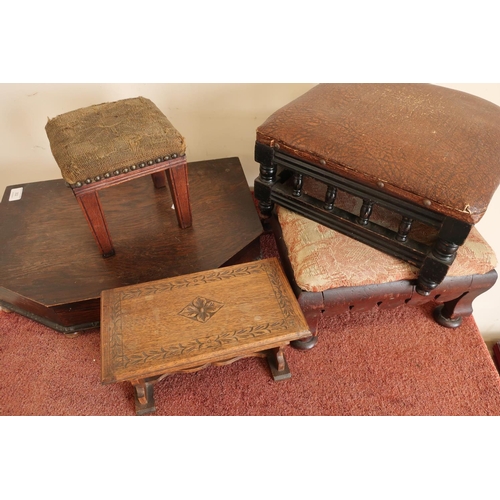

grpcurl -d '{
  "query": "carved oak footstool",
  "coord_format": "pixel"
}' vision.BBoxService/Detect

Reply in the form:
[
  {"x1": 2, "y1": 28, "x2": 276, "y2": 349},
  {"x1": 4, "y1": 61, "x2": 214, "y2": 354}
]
[
  {"x1": 100, "y1": 258, "x2": 310, "y2": 415},
  {"x1": 45, "y1": 96, "x2": 192, "y2": 257},
  {"x1": 254, "y1": 84, "x2": 500, "y2": 296},
  {"x1": 271, "y1": 200, "x2": 497, "y2": 350}
]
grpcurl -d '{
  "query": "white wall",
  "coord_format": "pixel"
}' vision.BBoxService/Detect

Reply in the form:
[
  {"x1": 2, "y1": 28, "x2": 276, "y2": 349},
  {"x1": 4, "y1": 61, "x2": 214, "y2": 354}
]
[{"x1": 1, "y1": 83, "x2": 498, "y2": 348}]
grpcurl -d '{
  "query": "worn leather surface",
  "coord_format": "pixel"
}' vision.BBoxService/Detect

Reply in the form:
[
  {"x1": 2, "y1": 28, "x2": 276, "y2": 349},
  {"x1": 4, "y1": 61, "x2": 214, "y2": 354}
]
[
  {"x1": 257, "y1": 84, "x2": 500, "y2": 224},
  {"x1": 46, "y1": 97, "x2": 186, "y2": 185}
]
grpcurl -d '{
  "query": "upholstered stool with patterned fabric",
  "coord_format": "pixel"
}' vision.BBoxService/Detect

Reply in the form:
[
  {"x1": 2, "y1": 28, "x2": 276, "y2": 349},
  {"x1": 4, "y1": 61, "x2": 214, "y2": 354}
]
[
  {"x1": 45, "y1": 96, "x2": 192, "y2": 257},
  {"x1": 254, "y1": 84, "x2": 500, "y2": 296},
  {"x1": 271, "y1": 202, "x2": 497, "y2": 349}
]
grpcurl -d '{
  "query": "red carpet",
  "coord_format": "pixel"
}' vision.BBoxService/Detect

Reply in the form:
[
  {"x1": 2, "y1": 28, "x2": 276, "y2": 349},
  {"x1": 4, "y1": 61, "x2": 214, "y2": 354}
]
[{"x1": 1, "y1": 234, "x2": 500, "y2": 416}]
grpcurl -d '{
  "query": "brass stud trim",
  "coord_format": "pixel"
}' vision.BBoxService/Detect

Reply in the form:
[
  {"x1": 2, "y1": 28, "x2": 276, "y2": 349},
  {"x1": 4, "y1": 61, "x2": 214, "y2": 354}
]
[{"x1": 69, "y1": 152, "x2": 185, "y2": 188}]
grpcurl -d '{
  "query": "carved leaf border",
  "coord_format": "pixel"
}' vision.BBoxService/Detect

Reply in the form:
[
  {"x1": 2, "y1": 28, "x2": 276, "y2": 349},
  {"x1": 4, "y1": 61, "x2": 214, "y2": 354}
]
[
  {"x1": 119, "y1": 264, "x2": 263, "y2": 300},
  {"x1": 261, "y1": 259, "x2": 299, "y2": 328},
  {"x1": 122, "y1": 319, "x2": 288, "y2": 367}
]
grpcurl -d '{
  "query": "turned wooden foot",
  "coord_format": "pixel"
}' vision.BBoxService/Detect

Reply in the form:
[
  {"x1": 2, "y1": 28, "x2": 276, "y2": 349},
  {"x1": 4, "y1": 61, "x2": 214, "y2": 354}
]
[
  {"x1": 433, "y1": 304, "x2": 463, "y2": 328},
  {"x1": 432, "y1": 279, "x2": 493, "y2": 329},
  {"x1": 291, "y1": 335, "x2": 319, "y2": 350},
  {"x1": 291, "y1": 308, "x2": 320, "y2": 350}
]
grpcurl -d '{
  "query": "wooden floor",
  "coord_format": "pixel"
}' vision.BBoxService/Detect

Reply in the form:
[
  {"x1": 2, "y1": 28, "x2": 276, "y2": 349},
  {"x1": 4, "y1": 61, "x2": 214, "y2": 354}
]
[{"x1": 0, "y1": 157, "x2": 263, "y2": 333}]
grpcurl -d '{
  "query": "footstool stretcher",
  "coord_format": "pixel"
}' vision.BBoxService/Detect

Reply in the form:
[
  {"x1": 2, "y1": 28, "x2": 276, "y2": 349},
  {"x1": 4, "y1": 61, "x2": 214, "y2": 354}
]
[{"x1": 100, "y1": 258, "x2": 310, "y2": 415}]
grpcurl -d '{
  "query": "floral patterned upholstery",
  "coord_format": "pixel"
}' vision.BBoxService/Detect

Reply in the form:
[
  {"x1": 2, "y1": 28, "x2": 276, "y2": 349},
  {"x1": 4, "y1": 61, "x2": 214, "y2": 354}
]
[{"x1": 277, "y1": 204, "x2": 497, "y2": 293}]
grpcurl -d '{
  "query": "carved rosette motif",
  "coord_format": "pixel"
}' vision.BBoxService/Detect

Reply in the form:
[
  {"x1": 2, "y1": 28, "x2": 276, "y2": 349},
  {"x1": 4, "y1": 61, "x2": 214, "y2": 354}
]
[{"x1": 178, "y1": 297, "x2": 224, "y2": 323}]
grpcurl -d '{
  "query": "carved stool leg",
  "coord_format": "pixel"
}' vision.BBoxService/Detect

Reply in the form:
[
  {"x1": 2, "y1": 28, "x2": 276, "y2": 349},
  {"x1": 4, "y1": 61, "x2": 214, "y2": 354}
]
[
  {"x1": 151, "y1": 171, "x2": 167, "y2": 189},
  {"x1": 131, "y1": 378, "x2": 157, "y2": 415},
  {"x1": 434, "y1": 290, "x2": 483, "y2": 328},
  {"x1": 75, "y1": 191, "x2": 115, "y2": 258},
  {"x1": 433, "y1": 302, "x2": 463, "y2": 328},
  {"x1": 166, "y1": 163, "x2": 192, "y2": 229},
  {"x1": 433, "y1": 271, "x2": 497, "y2": 328},
  {"x1": 266, "y1": 346, "x2": 291, "y2": 381}
]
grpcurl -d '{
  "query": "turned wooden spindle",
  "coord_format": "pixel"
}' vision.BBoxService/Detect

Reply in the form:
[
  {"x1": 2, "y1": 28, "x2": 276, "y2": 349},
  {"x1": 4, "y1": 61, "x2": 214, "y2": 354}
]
[
  {"x1": 396, "y1": 216, "x2": 413, "y2": 242},
  {"x1": 293, "y1": 172, "x2": 303, "y2": 197},
  {"x1": 358, "y1": 200, "x2": 374, "y2": 225},
  {"x1": 324, "y1": 185, "x2": 337, "y2": 210}
]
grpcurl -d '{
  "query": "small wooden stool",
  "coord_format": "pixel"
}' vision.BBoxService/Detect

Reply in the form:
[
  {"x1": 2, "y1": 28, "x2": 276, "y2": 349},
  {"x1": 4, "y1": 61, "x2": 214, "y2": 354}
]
[
  {"x1": 100, "y1": 258, "x2": 310, "y2": 415},
  {"x1": 254, "y1": 84, "x2": 500, "y2": 295},
  {"x1": 45, "y1": 96, "x2": 192, "y2": 257}
]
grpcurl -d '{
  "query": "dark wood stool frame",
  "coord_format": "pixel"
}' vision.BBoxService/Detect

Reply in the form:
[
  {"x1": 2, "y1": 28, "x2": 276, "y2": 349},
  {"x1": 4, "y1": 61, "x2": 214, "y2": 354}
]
[
  {"x1": 270, "y1": 211, "x2": 498, "y2": 350},
  {"x1": 72, "y1": 155, "x2": 192, "y2": 258},
  {"x1": 254, "y1": 143, "x2": 472, "y2": 297}
]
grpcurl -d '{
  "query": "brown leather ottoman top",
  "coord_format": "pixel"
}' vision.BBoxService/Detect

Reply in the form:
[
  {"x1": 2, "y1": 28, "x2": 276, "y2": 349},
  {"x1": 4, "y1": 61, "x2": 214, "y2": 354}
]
[{"x1": 256, "y1": 83, "x2": 500, "y2": 224}]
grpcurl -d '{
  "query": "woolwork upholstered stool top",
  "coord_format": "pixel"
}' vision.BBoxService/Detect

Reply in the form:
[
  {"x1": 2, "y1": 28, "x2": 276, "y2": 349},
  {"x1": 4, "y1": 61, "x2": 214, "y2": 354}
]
[
  {"x1": 45, "y1": 97, "x2": 192, "y2": 257},
  {"x1": 271, "y1": 204, "x2": 498, "y2": 349},
  {"x1": 254, "y1": 83, "x2": 500, "y2": 296}
]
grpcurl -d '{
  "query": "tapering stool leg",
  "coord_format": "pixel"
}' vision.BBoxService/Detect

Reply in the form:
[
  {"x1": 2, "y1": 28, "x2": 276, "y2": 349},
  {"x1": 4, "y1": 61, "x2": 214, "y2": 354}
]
[
  {"x1": 167, "y1": 163, "x2": 192, "y2": 229},
  {"x1": 75, "y1": 191, "x2": 115, "y2": 257},
  {"x1": 151, "y1": 171, "x2": 167, "y2": 189}
]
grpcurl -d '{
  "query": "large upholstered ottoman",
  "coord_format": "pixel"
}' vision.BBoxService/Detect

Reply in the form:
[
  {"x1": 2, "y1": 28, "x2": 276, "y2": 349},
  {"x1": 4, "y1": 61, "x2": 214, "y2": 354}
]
[
  {"x1": 270, "y1": 195, "x2": 497, "y2": 349},
  {"x1": 254, "y1": 84, "x2": 500, "y2": 296}
]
